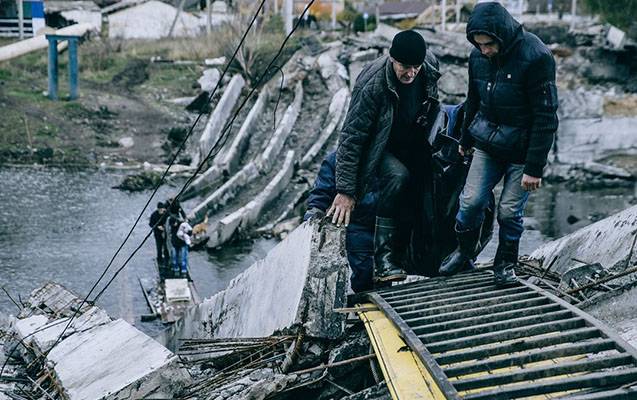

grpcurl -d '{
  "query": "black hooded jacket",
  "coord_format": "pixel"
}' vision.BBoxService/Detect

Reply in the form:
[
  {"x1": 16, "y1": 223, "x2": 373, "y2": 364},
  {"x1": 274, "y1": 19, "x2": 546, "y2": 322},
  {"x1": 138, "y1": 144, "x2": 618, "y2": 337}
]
[{"x1": 461, "y1": 2, "x2": 559, "y2": 177}]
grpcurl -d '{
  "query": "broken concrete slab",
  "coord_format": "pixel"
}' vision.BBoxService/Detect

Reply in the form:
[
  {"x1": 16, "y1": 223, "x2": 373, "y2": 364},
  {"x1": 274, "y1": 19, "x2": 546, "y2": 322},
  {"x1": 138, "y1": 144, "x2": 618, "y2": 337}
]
[
  {"x1": 198, "y1": 74, "x2": 245, "y2": 163},
  {"x1": 165, "y1": 279, "x2": 192, "y2": 302},
  {"x1": 198, "y1": 68, "x2": 220, "y2": 92},
  {"x1": 188, "y1": 82, "x2": 303, "y2": 220},
  {"x1": 258, "y1": 81, "x2": 304, "y2": 172},
  {"x1": 48, "y1": 319, "x2": 187, "y2": 400},
  {"x1": 30, "y1": 306, "x2": 111, "y2": 354},
  {"x1": 166, "y1": 220, "x2": 348, "y2": 349},
  {"x1": 350, "y1": 49, "x2": 378, "y2": 63},
  {"x1": 317, "y1": 51, "x2": 348, "y2": 92},
  {"x1": 558, "y1": 89, "x2": 604, "y2": 119},
  {"x1": 606, "y1": 25, "x2": 626, "y2": 50},
  {"x1": 205, "y1": 150, "x2": 297, "y2": 248},
  {"x1": 300, "y1": 87, "x2": 350, "y2": 168},
  {"x1": 530, "y1": 205, "x2": 637, "y2": 276},
  {"x1": 555, "y1": 117, "x2": 637, "y2": 165},
  {"x1": 6, "y1": 283, "x2": 189, "y2": 400}
]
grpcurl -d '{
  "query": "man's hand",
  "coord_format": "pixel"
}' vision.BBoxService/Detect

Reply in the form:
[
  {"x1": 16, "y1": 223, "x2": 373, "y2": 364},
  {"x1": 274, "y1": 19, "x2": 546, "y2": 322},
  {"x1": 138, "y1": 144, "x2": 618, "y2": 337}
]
[
  {"x1": 327, "y1": 194, "x2": 356, "y2": 227},
  {"x1": 521, "y1": 174, "x2": 541, "y2": 191},
  {"x1": 459, "y1": 145, "x2": 474, "y2": 157}
]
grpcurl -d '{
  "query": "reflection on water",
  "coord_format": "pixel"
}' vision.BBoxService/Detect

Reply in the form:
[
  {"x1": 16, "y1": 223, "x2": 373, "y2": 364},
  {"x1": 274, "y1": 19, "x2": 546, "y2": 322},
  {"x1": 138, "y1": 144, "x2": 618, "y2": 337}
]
[
  {"x1": 478, "y1": 182, "x2": 636, "y2": 261},
  {"x1": 0, "y1": 167, "x2": 276, "y2": 335}
]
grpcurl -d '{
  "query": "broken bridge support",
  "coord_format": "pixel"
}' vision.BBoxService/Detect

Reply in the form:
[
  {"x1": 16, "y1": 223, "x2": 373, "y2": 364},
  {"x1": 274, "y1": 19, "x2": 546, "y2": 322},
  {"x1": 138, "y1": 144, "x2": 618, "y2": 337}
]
[{"x1": 163, "y1": 221, "x2": 349, "y2": 350}]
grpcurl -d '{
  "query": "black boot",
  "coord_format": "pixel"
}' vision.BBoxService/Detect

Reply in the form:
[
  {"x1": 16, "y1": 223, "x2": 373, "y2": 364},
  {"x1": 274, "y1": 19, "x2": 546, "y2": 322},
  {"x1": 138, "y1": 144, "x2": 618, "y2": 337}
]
[
  {"x1": 493, "y1": 240, "x2": 519, "y2": 286},
  {"x1": 373, "y1": 217, "x2": 407, "y2": 284},
  {"x1": 439, "y1": 226, "x2": 481, "y2": 276}
]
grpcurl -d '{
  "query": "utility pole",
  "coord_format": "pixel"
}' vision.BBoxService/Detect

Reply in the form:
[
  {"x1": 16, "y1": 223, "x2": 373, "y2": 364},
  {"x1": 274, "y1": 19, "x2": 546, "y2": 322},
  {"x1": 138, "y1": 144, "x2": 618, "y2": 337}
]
[
  {"x1": 455, "y1": 0, "x2": 461, "y2": 24},
  {"x1": 17, "y1": 0, "x2": 24, "y2": 39},
  {"x1": 331, "y1": 0, "x2": 336, "y2": 30},
  {"x1": 274, "y1": 0, "x2": 278, "y2": 15},
  {"x1": 206, "y1": 0, "x2": 211, "y2": 36},
  {"x1": 571, "y1": 0, "x2": 577, "y2": 29},
  {"x1": 441, "y1": 0, "x2": 446, "y2": 32},
  {"x1": 284, "y1": 0, "x2": 292, "y2": 34}
]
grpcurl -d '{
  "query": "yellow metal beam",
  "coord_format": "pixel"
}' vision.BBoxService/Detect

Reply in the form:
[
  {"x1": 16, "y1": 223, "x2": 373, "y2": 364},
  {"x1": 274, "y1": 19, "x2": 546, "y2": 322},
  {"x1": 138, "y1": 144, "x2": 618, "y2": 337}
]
[{"x1": 357, "y1": 303, "x2": 447, "y2": 400}]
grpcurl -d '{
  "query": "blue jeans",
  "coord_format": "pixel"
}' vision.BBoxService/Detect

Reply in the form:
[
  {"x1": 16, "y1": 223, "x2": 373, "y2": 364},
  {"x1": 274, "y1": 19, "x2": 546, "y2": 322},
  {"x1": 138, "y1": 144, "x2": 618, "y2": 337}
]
[
  {"x1": 172, "y1": 245, "x2": 189, "y2": 273},
  {"x1": 456, "y1": 149, "x2": 529, "y2": 243}
]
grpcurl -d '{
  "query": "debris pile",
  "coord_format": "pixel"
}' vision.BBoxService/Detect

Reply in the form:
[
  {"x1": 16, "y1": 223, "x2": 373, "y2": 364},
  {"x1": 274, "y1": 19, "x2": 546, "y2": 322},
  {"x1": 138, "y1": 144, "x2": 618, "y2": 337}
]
[{"x1": 1, "y1": 283, "x2": 188, "y2": 399}]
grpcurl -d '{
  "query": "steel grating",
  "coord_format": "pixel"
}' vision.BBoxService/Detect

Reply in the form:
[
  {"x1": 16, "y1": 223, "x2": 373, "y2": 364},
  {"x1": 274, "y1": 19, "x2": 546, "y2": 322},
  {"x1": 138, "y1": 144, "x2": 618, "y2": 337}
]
[{"x1": 360, "y1": 270, "x2": 637, "y2": 399}]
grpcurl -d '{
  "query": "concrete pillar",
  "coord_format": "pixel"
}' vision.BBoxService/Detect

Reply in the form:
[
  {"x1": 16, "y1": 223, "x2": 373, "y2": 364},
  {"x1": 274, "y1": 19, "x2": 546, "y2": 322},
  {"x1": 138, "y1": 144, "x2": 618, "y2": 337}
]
[
  {"x1": 571, "y1": 0, "x2": 577, "y2": 29},
  {"x1": 206, "y1": 0, "x2": 211, "y2": 35},
  {"x1": 441, "y1": 0, "x2": 446, "y2": 32},
  {"x1": 47, "y1": 38, "x2": 58, "y2": 100},
  {"x1": 455, "y1": 0, "x2": 461, "y2": 24},
  {"x1": 283, "y1": 0, "x2": 292, "y2": 34},
  {"x1": 17, "y1": 0, "x2": 24, "y2": 39},
  {"x1": 68, "y1": 38, "x2": 79, "y2": 100},
  {"x1": 331, "y1": 0, "x2": 336, "y2": 30}
]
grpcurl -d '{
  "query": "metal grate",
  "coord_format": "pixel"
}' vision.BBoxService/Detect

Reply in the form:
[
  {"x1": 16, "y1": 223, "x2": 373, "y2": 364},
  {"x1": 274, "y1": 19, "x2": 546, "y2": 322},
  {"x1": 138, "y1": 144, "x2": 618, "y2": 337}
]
[{"x1": 362, "y1": 271, "x2": 637, "y2": 399}]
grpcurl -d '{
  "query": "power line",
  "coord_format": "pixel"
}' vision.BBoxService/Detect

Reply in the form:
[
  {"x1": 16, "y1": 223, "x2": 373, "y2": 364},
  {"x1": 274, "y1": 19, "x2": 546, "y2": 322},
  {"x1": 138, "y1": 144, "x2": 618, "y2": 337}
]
[
  {"x1": 42, "y1": 0, "x2": 271, "y2": 356},
  {"x1": 92, "y1": 0, "x2": 317, "y2": 304},
  {"x1": 45, "y1": 0, "x2": 317, "y2": 359}
]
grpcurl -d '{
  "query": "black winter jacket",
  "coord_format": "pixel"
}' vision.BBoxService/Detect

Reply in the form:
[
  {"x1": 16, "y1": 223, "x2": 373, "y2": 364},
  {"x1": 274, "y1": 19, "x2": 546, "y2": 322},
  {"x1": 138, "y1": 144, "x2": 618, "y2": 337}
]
[
  {"x1": 461, "y1": 2, "x2": 559, "y2": 177},
  {"x1": 336, "y1": 53, "x2": 441, "y2": 199}
]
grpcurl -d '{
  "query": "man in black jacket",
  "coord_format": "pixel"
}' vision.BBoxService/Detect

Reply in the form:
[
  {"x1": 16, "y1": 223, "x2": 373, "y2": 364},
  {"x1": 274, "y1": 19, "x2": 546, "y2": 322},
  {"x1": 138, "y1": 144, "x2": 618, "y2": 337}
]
[
  {"x1": 149, "y1": 202, "x2": 169, "y2": 266},
  {"x1": 439, "y1": 2, "x2": 559, "y2": 285},
  {"x1": 328, "y1": 30, "x2": 441, "y2": 284}
]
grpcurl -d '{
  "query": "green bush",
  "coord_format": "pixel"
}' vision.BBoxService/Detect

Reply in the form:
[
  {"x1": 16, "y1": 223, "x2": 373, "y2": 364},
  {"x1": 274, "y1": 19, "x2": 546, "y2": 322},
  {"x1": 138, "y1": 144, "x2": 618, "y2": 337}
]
[
  {"x1": 583, "y1": 1, "x2": 637, "y2": 30},
  {"x1": 353, "y1": 14, "x2": 376, "y2": 32}
]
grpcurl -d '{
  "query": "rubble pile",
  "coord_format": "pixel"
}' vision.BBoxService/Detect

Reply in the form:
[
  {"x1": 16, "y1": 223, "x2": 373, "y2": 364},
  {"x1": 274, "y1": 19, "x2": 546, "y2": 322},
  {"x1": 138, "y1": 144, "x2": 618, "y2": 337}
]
[
  {"x1": 178, "y1": 328, "x2": 388, "y2": 400},
  {"x1": 1, "y1": 283, "x2": 189, "y2": 399}
]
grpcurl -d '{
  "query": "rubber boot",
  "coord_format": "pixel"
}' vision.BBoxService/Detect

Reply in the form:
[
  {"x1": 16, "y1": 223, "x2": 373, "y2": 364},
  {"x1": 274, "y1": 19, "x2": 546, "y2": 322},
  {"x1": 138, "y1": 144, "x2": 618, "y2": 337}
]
[
  {"x1": 493, "y1": 239, "x2": 519, "y2": 286},
  {"x1": 438, "y1": 226, "x2": 481, "y2": 276},
  {"x1": 373, "y1": 217, "x2": 407, "y2": 284}
]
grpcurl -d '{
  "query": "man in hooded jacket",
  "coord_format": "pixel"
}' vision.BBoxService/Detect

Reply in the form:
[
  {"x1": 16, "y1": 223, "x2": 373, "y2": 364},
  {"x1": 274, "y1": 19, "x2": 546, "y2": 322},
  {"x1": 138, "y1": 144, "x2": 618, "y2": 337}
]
[
  {"x1": 327, "y1": 30, "x2": 441, "y2": 285},
  {"x1": 439, "y1": 2, "x2": 559, "y2": 285}
]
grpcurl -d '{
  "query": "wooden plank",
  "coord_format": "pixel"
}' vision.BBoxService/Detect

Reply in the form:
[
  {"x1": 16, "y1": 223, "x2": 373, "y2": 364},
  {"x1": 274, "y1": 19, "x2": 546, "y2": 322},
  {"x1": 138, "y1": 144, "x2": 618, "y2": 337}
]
[{"x1": 356, "y1": 303, "x2": 448, "y2": 400}]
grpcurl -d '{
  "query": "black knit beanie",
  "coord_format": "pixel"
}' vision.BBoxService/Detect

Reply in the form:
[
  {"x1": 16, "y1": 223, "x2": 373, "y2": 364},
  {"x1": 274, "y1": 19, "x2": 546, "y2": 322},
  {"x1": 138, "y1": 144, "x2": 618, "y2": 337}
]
[{"x1": 389, "y1": 30, "x2": 427, "y2": 66}]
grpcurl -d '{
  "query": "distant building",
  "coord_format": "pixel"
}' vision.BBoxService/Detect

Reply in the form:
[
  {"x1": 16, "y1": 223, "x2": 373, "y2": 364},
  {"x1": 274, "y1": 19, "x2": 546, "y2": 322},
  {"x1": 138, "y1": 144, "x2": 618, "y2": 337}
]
[
  {"x1": 370, "y1": 1, "x2": 433, "y2": 22},
  {"x1": 108, "y1": 0, "x2": 231, "y2": 39},
  {"x1": 0, "y1": 0, "x2": 45, "y2": 37}
]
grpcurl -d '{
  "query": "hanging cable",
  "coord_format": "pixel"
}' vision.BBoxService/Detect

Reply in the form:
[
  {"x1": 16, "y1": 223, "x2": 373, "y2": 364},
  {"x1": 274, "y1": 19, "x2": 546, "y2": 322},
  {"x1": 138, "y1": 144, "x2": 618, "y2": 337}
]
[
  {"x1": 92, "y1": 0, "x2": 316, "y2": 304},
  {"x1": 45, "y1": 0, "x2": 317, "y2": 359},
  {"x1": 41, "y1": 0, "x2": 272, "y2": 356}
]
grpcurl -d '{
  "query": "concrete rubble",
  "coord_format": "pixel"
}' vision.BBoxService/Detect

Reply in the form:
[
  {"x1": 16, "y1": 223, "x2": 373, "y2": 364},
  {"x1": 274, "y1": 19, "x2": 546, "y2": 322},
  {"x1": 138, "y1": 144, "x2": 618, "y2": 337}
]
[
  {"x1": 530, "y1": 205, "x2": 637, "y2": 277},
  {"x1": 198, "y1": 74, "x2": 245, "y2": 164},
  {"x1": 1, "y1": 283, "x2": 189, "y2": 399},
  {"x1": 164, "y1": 220, "x2": 349, "y2": 348}
]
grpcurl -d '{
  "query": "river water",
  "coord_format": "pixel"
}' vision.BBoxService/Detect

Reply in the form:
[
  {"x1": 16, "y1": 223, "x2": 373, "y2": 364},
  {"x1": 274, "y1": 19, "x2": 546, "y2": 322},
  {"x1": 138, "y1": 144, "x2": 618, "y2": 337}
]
[
  {"x1": 0, "y1": 167, "x2": 635, "y2": 333},
  {"x1": 0, "y1": 167, "x2": 276, "y2": 335}
]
